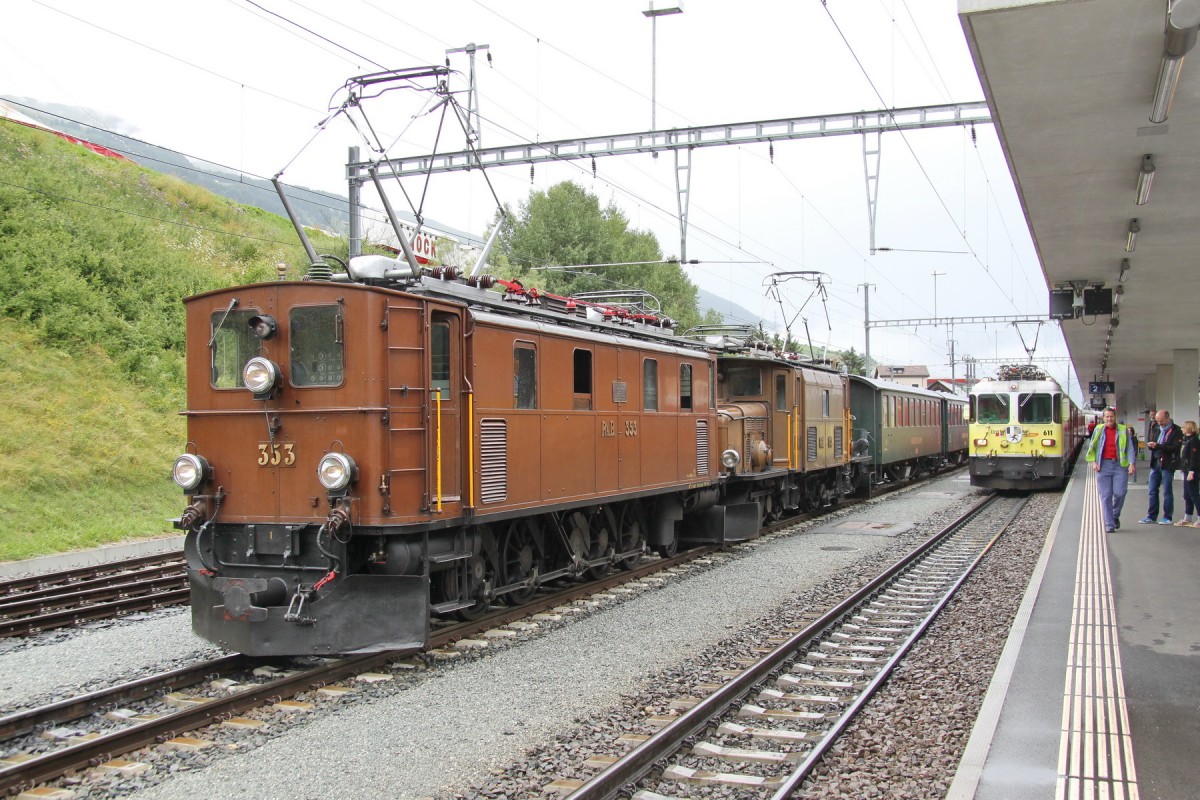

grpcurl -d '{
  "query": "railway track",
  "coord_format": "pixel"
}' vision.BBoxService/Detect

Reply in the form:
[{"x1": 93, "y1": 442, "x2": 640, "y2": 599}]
[
  {"x1": 0, "y1": 555, "x2": 188, "y2": 639},
  {"x1": 555, "y1": 490, "x2": 1029, "y2": 799},
  {"x1": 0, "y1": 546, "x2": 717, "y2": 796}
]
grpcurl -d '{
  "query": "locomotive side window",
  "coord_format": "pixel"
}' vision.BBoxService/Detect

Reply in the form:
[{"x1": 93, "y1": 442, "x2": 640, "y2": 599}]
[
  {"x1": 822, "y1": 389, "x2": 831, "y2": 417},
  {"x1": 643, "y1": 358, "x2": 659, "y2": 411},
  {"x1": 775, "y1": 374, "x2": 786, "y2": 411},
  {"x1": 1017, "y1": 393, "x2": 1054, "y2": 424},
  {"x1": 211, "y1": 309, "x2": 260, "y2": 388},
  {"x1": 430, "y1": 321, "x2": 451, "y2": 396},
  {"x1": 725, "y1": 364, "x2": 761, "y2": 397},
  {"x1": 514, "y1": 344, "x2": 537, "y2": 409},
  {"x1": 681, "y1": 364, "x2": 694, "y2": 411},
  {"x1": 977, "y1": 394, "x2": 1010, "y2": 424},
  {"x1": 574, "y1": 349, "x2": 593, "y2": 411},
  {"x1": 289, "y1": 306, "x2": 344, "y2": 387}
]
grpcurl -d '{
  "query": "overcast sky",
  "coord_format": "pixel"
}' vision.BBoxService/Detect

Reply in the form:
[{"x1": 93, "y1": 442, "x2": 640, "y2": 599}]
[{"x1": 1, "y1": 0, "x2": 1082, "y2": 397}]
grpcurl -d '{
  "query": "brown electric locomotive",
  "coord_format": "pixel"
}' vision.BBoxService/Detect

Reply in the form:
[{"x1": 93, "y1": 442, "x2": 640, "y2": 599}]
[{"x1": 174, "y1": 260, "x2": 744, "y2": 655}]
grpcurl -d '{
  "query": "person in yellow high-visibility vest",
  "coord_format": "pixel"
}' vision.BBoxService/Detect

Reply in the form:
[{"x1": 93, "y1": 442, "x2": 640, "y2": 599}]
[{"x1": 1086, "y1": 407, "x2": 1137, "y2": 533}]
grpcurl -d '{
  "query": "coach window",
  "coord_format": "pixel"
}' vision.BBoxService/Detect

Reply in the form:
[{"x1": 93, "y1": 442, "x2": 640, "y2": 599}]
[
  {"x1": 211, "y1": 309, "x2": 259, "y2": 388},
  {"x1": 681, "y1": 364, "x2": 694, "y2": 411},
  {"x1": 1017, "y1": 393, "x2": 1053, "y2": 424},
  {"x1": 289, "y1": 305, "x2": 344, "y2": 387},
  {"x1": 643, "y1": 358, "x2": 659, "y2": 411},
  {"x1": 775, "y1": 374, "x2": 787, "y2": 411},
  {"x1": 514, "y1": 344, "x2": 537, "y2": 409},
  {"x1": 573, "y1": 349, "x2": 593, "y2": 410}
]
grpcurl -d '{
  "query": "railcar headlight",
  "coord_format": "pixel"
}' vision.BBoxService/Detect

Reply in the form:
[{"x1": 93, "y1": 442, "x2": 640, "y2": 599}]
[
  {"x1": 1041, "y1": 438, "x2": 1056, "y2": 447},
  {"x1": 973, "y1": 438, "x2": 989, "y2": 446},
  {"x1": 721, "y1": 449, "x2": 741, "y2": 469},
  {"x1": 243, "y1": 357, "x2": 280, "y2": 397},
  {"x1": 317, "y1": 453, "x2": 357, "y2": 491},
  {"x1": 172, "y1": 454, "x2": 210, "y2": 492}
]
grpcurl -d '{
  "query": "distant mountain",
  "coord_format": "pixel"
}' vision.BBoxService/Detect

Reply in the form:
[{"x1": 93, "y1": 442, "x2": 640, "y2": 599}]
[{"x1": 695, "y1": 286, "x2": 764, "y2": 329}]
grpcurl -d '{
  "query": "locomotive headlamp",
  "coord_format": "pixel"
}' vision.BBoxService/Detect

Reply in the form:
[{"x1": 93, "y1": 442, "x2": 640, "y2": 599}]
[
  {"x1": 721, "y1": 449, "x2": 741, "y2": 469},
  {"x1": 172, "y1": 453, "x2": 211, "y2": 492},
  {"x1": 248, "y1": 314, "x2": 277, "y2": 340},
  {"x1": 318, "y1": 452, "x2": 357, "y2": 492},
  {"x1": 243, "y1": 357, "x2": 281, "y2": 398},
  {"x1": 1041, "y1": 438, "x2": 1057, "y2": 447},
  {"x1": 973, "y1": 438, "x2": 989, "y2": 447}
]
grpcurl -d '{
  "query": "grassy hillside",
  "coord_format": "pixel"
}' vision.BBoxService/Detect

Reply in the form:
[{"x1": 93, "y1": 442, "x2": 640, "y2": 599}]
[{"x1": 0, "y1": 119, "x2": 337, "y2": 561}]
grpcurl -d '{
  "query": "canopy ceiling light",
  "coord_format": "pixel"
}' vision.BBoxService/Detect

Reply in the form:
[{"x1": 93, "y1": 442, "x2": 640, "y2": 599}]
[
  {"x1": 1151, "y1": 0, "x2": 1200, "y2": 123},
  {"x1": 1119, "y1": 257, "x2": 1131, "y2": 283},
  {"x1": 1136, "y1": 154, "x2": 1156, "y2": 204},
  {"x1": 1125, "y1": 219, "x2": 1140, "y2": 253}
]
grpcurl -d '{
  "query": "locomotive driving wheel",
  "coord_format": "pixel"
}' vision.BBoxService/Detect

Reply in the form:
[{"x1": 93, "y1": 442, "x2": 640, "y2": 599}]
[
  {"x1": 499, "y1": 518, "x2": 539, "y2": 604},
  {"x1": 615, "y1": 502, "x2": 645, "y2": 569},
  {"x1": 586, "y1": 506, "x2": 616, "y2": 579}
]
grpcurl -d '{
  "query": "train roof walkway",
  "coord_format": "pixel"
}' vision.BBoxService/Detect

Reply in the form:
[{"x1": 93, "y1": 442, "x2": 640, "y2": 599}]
[{"x1": 947, "y1": 457, "x2": 1200, "y2": 799}]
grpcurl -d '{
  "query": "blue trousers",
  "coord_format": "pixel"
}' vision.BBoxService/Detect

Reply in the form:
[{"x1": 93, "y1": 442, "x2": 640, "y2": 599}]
[
  {"x1": 1184, "y1": 474, "x2": 1200, "y2": 517},
  {"x1": 1146, "y1": 465, "x2": 1176, "y2": 521},
  {"x1": 1097, "y1": 460, "x2": 1129, "y2": 531}
]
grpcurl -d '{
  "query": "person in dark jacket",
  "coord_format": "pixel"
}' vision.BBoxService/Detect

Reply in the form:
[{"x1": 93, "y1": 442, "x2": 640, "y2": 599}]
[
  {"x1": 1177, "y1": 420, "x2": 1200, "y2": 527},
  {"x1": 1140, "y1": 409, "x2": 1184, "y2": 524}
]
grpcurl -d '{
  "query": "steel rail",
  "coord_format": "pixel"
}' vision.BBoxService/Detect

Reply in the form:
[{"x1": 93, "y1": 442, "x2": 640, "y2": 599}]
[
  {"x1": 769, "y1": 494, "x2": 1030, "y2": 798},
  {"x1": 0, "y1": 547, "x2": 712, "y2": 796},
  {"x1": 0, "y1": 563, "x2": 186, "y2": 608},
  {"x1": 564, "y1": 491, "x2": 1006, "y2": 800},
  {"x1": 0, "y1": 588, "x2": 192, "y2": 639},
  {"x1": 0, "y1": 554, "x2": 185, "y2": 597},
  {"x1": 0, "y1": 574, "x2": 188, "y2": 619}
]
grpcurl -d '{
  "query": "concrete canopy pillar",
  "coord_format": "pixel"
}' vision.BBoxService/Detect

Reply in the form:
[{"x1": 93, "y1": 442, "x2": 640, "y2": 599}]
[
  {"x1": 1146, "y1": 374, "x2": 1158, "y2": 412},
  {"x1": 1155, "y1": 364, "x2": 1174, "y2": 417},
  {"x1": 1172, "y1": 349, "x2": 1199, "y2": 424}
]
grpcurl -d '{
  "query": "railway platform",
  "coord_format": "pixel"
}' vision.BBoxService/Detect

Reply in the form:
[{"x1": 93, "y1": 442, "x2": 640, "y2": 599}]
[{"x1": 947, "y1": 460, "x2": 1200, "y2": 800}]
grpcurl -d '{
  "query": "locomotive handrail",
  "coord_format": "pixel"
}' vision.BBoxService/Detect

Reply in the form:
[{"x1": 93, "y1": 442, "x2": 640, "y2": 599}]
[{"x1": 434, "y1": 388, "x2": 443, "y2": 513}]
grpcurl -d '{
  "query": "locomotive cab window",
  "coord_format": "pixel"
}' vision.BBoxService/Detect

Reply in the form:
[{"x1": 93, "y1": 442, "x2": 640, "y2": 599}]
[
  {"x1": 289, "y1": 306, "x2": 344, "y2": 387},
  {"x1": 775, "y1": 374, "x2": 786, "y2": 411},
  {"x1": 514, "y1": 344, "x2": 537, "y2": 409},
  {"x1": 574, "y1": 349, "x2": 593, "y2": 411},
  {"x1": 1017, "y1": 393, "x2": 1054, "y2": 424},
  {"x1": 643, "y1": 358, "x2": 659, "y2": 411},
  {"x1": 724, "y1": 364, "x2": 762, "y2": 398},
  {"x1": 977, "y1": 394, "x2": 1010, "y2": 424},
  {"x1": 681, "y1": 364, "x2": 693, "y2": 411},
  {"x1": 211, "y1": 309, "x2": 260, "y2": 388}
]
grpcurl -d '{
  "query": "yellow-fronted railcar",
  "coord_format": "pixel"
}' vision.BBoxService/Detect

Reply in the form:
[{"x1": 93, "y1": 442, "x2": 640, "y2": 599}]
[{"x1": 968, "y1": 365, "x2": 1086, "y2": 490}]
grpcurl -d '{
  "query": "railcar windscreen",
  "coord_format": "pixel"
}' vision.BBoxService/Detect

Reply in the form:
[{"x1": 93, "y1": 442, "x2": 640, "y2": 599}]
[
  {"x1": 211, "y1": 309, "x2": 260, "y2": 388},
  {"x1": 289, "y1": 306, "x2": 344, "y2": 387},
  {"x1": 976, "y1": 394, "x2": 1010, "y2": 424},
  {"x1": 1017, "y1": 393, "x2": 1054, "y2": 424}
]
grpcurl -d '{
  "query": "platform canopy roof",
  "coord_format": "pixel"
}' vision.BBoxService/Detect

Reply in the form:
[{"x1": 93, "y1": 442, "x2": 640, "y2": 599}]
[{"x1": 960, "y1": 0, "x2": 1200, "y2": 407}]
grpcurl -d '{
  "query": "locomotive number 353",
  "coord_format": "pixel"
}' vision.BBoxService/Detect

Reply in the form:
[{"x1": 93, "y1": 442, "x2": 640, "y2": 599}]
[{"x1": 257, "y1": 443, "x2": 297, "y2": 467}]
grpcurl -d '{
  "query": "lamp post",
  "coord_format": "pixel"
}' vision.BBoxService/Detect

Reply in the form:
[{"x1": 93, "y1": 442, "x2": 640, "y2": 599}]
[{"x1": 643, "y1": 2, "x2": 683, "y2": 131}]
